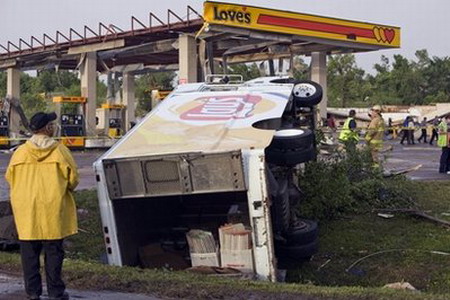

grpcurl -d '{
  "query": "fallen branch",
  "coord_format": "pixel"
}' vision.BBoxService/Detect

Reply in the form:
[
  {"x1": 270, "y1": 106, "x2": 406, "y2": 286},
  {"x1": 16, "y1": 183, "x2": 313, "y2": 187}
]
[
  {"x1": 346, "y1": 248, "x2": 450, "y2": 273},
  {"x1": 375, "y1": 208, "x2": 450, "y2": 227},
  {"x1": 383, "y1": 164, "x2": 422, "y2": 177}
]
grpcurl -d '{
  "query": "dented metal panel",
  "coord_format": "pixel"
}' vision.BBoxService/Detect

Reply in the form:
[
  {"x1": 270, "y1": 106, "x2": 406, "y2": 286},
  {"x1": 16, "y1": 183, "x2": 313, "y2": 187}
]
[{"x1": 103, "y1": 151, "x2": 246, "y2": 199}]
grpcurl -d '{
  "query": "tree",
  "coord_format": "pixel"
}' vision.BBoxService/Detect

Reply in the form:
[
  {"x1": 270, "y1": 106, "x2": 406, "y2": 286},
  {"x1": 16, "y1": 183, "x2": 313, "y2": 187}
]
[
  {"x1": 135, "y1": 72, "x2": 176, "y2": 116},
  {"x1": 0, "y1": 71, "x2": 6, "y2": 97},
  {"x1": 327, "y1": 54, "x2": 367, "y2": 107},
  {"x1": 292, "y1": 56, "x2": 309, "y2": 80},
  {"x1": 227, "y1": 63, "x2": 261, "y2": 81}
]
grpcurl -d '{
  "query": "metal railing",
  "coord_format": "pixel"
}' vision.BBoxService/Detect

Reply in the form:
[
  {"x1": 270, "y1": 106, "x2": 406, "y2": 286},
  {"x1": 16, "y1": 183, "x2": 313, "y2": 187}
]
[{"x1": 0, "y1": 6, "x2": 203, "y2": 58}]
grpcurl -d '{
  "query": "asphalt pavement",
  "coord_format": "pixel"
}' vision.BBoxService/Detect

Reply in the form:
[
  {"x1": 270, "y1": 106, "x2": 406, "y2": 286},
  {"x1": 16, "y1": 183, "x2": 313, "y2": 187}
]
[
  {"x1": 0, "y1": 272, "x2": 161, "y2": 300},
  {"x1": 383, "y1": 139, "x2": 450, "y2": 181}
]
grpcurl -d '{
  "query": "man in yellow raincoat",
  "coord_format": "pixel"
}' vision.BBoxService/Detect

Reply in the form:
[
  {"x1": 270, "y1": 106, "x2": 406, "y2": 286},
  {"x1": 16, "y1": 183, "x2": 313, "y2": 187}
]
[
  {"x1": 365, "y1": 105, "x2": 385, "y2": 166},
  {"x1": 6, "y1": 112, "x2": 78, "y2": 300}
]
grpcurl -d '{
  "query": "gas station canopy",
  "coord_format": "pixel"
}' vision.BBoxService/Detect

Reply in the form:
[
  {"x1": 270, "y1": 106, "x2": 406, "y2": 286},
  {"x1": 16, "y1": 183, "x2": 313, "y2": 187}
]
[
  {"x1": 200, "y1": 1, "x2": 400, "y2": 64},
  {"x1": 0, "y1": 1, "x2": 400, "y2": 72}
]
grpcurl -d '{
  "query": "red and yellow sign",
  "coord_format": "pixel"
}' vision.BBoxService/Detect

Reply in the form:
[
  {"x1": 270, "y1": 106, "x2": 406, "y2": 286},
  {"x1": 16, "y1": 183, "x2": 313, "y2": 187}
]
[{"x1": 204, "y1": 1, "x2": 400, "y2": 48}]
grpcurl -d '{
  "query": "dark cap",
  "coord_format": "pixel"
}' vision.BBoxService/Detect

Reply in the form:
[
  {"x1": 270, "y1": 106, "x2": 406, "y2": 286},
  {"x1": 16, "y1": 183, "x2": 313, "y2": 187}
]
[{"x1": 29, "y1": 112, "x2": 57, "y2": 131}]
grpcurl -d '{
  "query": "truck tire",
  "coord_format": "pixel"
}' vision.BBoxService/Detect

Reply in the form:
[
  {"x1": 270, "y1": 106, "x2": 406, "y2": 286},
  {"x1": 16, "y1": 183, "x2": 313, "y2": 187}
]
[
  {"x1": 292, "y1": 80, "x2": 323, "y2": 107},
  {"x1": 267, "y1": 129, "x2": 314, "y2": 150},
  {"x1": 265, "y1": 146, "x2": 316, "y2": 166},
  {"x1": 275, "y1": 239, "x2": 319, "y2": 260},
  {"x1": 285, "y1": 219, "x2": 318, "y2": 245}
]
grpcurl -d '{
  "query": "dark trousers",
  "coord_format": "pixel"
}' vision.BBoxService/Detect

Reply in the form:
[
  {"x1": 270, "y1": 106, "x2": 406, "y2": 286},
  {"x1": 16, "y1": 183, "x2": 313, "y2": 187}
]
[
  {"x1": 400, "y1": 130, "x2": 411, "y2": 144},
  {"x1": 439, "y1": 147, "x2": 450, "y2": 173},
  {"x1": 418, "y1": 129, "x2": 427, "y2": 143},
  {"x1": 409, "y1": 130, "x2": 415, "y2": 144},
  {"x1": 430, "y1": 129, "x2": 438, "y2": 145},
  {"x1": 20, "y1": 240, "x2": 66, "y2": 298}
]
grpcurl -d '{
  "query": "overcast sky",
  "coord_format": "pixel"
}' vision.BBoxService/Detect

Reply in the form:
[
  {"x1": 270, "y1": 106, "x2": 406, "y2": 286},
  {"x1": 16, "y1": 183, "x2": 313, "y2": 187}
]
[{"x1": 1, "y1": 0, "x2": 449, "y2": 73}]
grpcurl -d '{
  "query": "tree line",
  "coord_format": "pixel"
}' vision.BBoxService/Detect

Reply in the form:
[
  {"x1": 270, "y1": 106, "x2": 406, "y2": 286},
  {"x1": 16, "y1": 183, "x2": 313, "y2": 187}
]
[{"x1": 0, "y1": 49, "x2": 449, "y2": 119}]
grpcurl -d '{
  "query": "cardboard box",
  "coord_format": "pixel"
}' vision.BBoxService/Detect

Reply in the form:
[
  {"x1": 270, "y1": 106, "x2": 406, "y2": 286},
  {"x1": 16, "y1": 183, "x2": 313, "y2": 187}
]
[
  {"x1": 190, "y1": 249, "x2": 220, "y2": 267},
  {"x1": 221, "y1": 249, "x2": 254, "y2": 273}
]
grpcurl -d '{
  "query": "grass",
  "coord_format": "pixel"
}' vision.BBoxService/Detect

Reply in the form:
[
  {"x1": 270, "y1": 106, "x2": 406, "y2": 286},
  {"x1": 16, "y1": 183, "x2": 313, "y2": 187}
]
[
  {"x1": 1, "y1": 182, "x2": 450, "y2": 299},
  {"x1": 65, "y1": 189, "x2": 104, "y2": 261},
  {"x1": 0, "y1": 251, "x2": 447, "y2": 300},
  {"x1": 288, "y1": 181, "x2": 450, "y2": 294}
]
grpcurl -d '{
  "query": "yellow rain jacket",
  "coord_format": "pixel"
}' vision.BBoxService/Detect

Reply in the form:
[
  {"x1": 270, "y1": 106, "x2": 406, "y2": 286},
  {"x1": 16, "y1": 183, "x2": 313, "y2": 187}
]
[{"x1": 5, "y1": 135, "x2": 79, "y2": 240}]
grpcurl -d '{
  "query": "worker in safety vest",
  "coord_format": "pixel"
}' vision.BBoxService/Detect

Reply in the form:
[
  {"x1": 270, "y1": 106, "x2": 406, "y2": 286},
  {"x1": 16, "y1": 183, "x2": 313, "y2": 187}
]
[
  {"x1": 339, "y1": 109, "x2": 359, "y2": 150},
  {"x1": 6, "y1": 112, "x2": 78, "y2": 300},
  {"x1": 438, "y1": 115, "x2": 450, "y2": 173},
  {"x1": 365, "y1": 105, "x2": 385, "y2": 165}
]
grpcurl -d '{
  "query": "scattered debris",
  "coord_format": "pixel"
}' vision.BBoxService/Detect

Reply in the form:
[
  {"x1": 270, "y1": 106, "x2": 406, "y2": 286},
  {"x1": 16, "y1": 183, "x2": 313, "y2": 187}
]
[
  {"x1": 77, "y1": 208, "x2": 90, "y2": 217},
  {"x1": 77, "y1": 227, "x2": 91, "y2": 234},
  {"x1": 384, "y1": 281, "x2": 417, "y2": 291},
  {"x1": 346, "y1": 249, "x2": 450, "y2": 273},
  {"x1": 187, "y1": 266, "x2": 241, "y2": 276},
  {"x1": 317, "y1": 259, "x2": 331, "y2": 271},
  {"x1": 383, "y1": 164, "x2": 422, "y2": 177},
  {"x1": 377, "y1": 213, "x2": 394, "y2": 219},
  {"x1": 376, "y1": 208, "x2": 450, "y2": 228}
]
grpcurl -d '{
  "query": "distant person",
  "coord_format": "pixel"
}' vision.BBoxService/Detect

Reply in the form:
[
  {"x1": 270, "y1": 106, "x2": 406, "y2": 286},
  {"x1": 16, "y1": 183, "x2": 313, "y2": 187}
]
[
  {"x1": 438, "y1": 115, "x2": 450, "y2": 173},
  {"x1": 417, "y1": 117, "x2": 428, "y2": 143},
  {"x1": 400, "y1": 116, "x2": 412, "y2": 145},
  {"x1": 326, "y1": 114, "x2": 336, "y2": 131},
  {"x1": 387, "y1": 118, "x2": 393, "y2": 136},
  {"x1": 365, "y1": 105, "x2": 385, "y2": 166},
  {"x1": 338, "y1": 109, "x2": 359, "y2": 150},
  {"x1": 6, "y1": 112, "x2": 78, "y2": 300},
  {"x1": 429, "y1": 116, "x2": 440, "y2": 145},
  {"x1": 408, "y1": 117, "x2": 416, "y2": 144}
]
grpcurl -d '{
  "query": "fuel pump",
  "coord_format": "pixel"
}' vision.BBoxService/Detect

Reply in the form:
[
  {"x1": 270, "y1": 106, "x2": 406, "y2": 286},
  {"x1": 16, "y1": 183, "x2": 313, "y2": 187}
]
[
  {"x1": 0, "y1": 111, "x2": 9, "y2": 148},
  {"x1": 101, "y1": 103, "x2": 126, "y2": 138},
  {"x1": 53, "y1": 96, "x2": 86, "y2": 148}
]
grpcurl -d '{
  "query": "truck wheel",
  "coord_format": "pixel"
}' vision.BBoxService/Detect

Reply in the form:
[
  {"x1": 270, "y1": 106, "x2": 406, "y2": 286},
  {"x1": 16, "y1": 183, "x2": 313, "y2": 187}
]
[
  {"x1": 275, "y1": 239, "x2": 319, "y2": 260},
  {"x1": 267, "y1": 129, "x2": 314, "y2": 150},
  {"x1": 292, "y1": 80, "x2": 323, "y2": 107},
  {"x1": 285, "y1": 219, "x2": 318, "y2": 245},
  {"x1": 265, "y1": 146, "x2": 316, "y2": 166}
]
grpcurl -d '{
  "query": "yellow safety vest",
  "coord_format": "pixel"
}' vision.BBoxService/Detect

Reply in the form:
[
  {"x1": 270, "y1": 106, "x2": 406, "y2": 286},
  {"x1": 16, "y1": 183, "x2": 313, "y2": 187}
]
[
  {"x1": 339, "y1": 117, "x2": 359, "y2": 142},
  {"x1": 437, "y1": 120, "x2": 448, "y2": 147}
]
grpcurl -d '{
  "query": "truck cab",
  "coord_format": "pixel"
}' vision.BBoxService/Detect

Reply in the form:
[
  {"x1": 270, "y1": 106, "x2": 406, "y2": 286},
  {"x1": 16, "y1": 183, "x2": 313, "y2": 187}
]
[{"x1": 93, "y1": 76, "x2": 322, "y2": 281}]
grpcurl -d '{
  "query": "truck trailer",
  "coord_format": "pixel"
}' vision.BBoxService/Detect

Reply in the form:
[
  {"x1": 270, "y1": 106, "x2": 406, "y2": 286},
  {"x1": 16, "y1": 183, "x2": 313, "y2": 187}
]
[{"x1": 93, "y1": 76, "x2": 322, "y2": 281}]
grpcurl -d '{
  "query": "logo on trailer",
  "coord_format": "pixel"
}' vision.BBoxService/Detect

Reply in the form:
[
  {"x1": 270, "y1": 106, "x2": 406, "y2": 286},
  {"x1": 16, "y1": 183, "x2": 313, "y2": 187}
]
[
  {"x1": 213, "y1": 6, "x2": 251, "y2": 24},
  {"x1": 180, "y1": 95, "x2": 261, "y2": 121}
]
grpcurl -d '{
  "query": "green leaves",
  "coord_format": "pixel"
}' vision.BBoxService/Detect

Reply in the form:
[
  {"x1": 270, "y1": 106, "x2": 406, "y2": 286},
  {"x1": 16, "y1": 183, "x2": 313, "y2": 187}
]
[
  {"x1": 297, "y1": 149, "x2": 415, "y2": 221},
  {"x1": 328, "y1": 50, "x2": 450, "y2": 107}
]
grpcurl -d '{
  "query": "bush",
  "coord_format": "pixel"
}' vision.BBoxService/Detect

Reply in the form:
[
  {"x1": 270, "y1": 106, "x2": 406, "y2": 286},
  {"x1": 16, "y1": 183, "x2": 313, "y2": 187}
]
[{"x1": 297, "y1": 148, "x2": 416, "y2": 220}]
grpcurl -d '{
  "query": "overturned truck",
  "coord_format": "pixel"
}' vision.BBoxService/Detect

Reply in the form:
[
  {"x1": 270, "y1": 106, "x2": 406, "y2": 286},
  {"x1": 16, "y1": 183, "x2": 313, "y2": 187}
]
[{"x1": 94, "y1": 76, "x2": 322, "y2": 281}]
